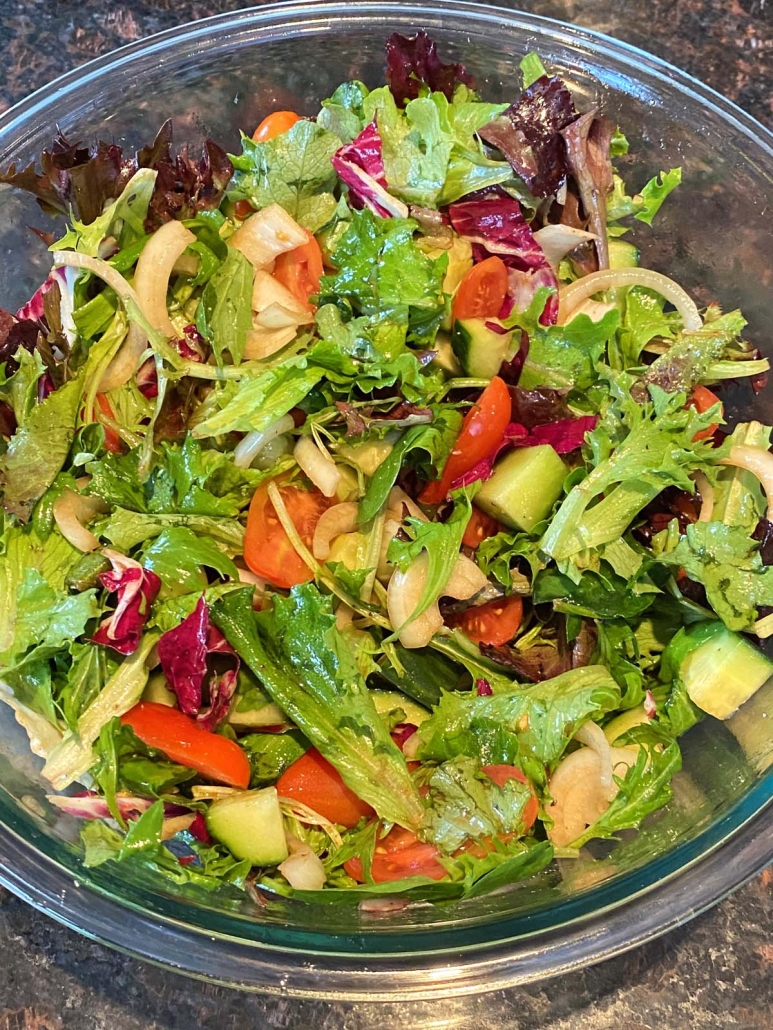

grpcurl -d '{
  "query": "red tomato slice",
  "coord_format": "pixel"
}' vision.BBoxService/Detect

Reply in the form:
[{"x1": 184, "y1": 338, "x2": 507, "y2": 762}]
[
  {"x1": 276, "y1": 749, "x2": 374, "y2": 828},
  {"x1": 452, "y1": 256, "x2": 509, "y2": 321},
  {"x1": 344, "y1": 826, "x2": 447, "y2": 883},
  {"x1": 121, "y1": 702, "x2": 250, "y2": 789},
  {"x1": 252, "y1": 110, "x2": 301, "y2": 141},
  {"x1": 446, "y1": 595, "x2": 524, "y2": 647},
  {"x1": 689, "y1": 385, "x2": 723, "y2": 441},
  {"x1": 234, "y1": 199, "x2": 255, "y2": 220},
  {"x1": 273, "y1": 232, "x2": 324, "y2": 309},
  {"x1": 462, "y1": 505, "x2": 503, "y2": 549},
  {"x1": 244, "y1": 479, "x2": 330, "y2": 589},
  {"x1": 420, "y1": 376, "x2": 512, "y2": 504},
  {"x1": 95, "y1": 394, "x2": 122, "y2": 453},
  {"x1": 481, "y1": 764, "x2": 539, "y2": 831}
]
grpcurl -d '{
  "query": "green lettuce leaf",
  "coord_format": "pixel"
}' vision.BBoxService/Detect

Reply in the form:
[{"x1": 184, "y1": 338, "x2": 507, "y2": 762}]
[
  {"x1": 711, "y1": 421, "x2": 770, "y2": 531},
  {"x1": 318, "y1": 80, "x2": 371, "y2": 142},
  {"x1": 99, "y1": 508, "x2": 245, "y2": 554},
  {"x1": 195, "y1": 247, "x2": 253, "y2": 365},
  {"x1": 657, "y1": 521, "x2": 773, "y2": 631},
  {"x1": 141, "y1": 526, "x2": 239, "y2": 597},
  {"x1": 229, "y1": 121, "x2": 341, "y2": 232},
  {"x1": 416, "y1": 665, "x2": 621, "y2": 779},
  {"x1": 212, "y1": 585, "x2": 425, "y2": 830},
  {"x1": 54, "y1": 167, "x2": 157, "y2": 256},
  {"x1": 191, "y1": 364, "x2": 323, "y2": 438},
  {"x1": 606, "y1": 168, "x2": 681, "y2": 227}
]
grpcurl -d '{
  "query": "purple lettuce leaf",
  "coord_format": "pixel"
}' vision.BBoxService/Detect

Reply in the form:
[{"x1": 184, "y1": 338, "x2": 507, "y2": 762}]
[
  {"x1": 508, "y1": 386, "x2": 573, "y2": 428},
  {"x1": 331, "y1": 122, "x2": 408, "y2": 217},
  {"x1": 385, "y1": 30, "x2": 476, "y2": 106},
  {"x1": 560, "y1": 112, "x2": 614, "y2": 270},
  {"x1": 448, "y1": 194, "x2": 558, "y2": 323},
  {"x1": 91, "y1": 550, "x2": 161, "y2": 655},
  {"x1": 157, "y1": 595, "x2": 240, "y2": 730},
  {"x1": 478, "y1": 76, "x2": 577, "y2": 198}
]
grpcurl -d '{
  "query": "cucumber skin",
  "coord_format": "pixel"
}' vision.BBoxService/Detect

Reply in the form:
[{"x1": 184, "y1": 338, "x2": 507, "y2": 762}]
[
  {"x1": 206, "y1": 786, "x2": 289, "y2": 865},
  {"x1": 608, "y1": 239, "x2": 640, "y2": 269},
  {"x1": 451, "y1": 318, "x2": 513, "y2": 379},
  {"x1": 476, "y1": 445, "x2": 567, "y2": 533}
]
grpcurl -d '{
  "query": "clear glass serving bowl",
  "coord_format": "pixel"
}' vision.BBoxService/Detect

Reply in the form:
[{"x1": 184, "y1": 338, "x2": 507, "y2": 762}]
[{"x1": 0, "y1": 0, "x2": 772, "y2": 1001}]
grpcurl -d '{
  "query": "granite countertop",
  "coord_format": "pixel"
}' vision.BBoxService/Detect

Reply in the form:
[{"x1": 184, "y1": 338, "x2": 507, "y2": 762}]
[{"x1": 0, "y1": 1, "x2": 772, "y2": 1027}]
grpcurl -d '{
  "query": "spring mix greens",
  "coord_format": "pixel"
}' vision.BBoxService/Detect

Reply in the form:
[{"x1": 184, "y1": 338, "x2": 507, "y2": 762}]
[{"x1": 0, "y1": 32, "x2": 771, "y2": 906}]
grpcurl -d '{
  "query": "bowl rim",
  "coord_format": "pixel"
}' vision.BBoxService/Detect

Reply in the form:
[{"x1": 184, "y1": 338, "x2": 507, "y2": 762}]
[{"x1": 0, "y1": 0, "x2": 772, "y2": 999}]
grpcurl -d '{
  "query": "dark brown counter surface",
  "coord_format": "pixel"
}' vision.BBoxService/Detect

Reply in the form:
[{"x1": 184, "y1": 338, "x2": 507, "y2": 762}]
[{"x1": 0, "y1": 1, "x2": 772, "y2": 1027}]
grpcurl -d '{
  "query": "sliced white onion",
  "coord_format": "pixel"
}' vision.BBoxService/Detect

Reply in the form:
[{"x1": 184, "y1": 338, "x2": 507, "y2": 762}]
[
  {"x1": 243, "y1": 325, "x2": 297, "y2": 360},
  {"x1": 294, "y1": 435, "x2": 342, "y2": 498},
  {"x1": 693, "y1": 470, "x2": 715, "y2": 523},
  {"x1": 161, "y1": 813, "x2": 196, "y2": 840},
  {"x1": 233, "y1": 413, "x2": 295, "y2": 469},
  {"x1": 278, "y1": 835, "x2": 327, "y2": 891},
  {"x1": 387, "y1": 486, "x2": 427, "y2": 523},
  {"x1": 335, "y1": 603, "x2": 355, "y2": 629},
  {"x1": 377, "y1": 515, "x2": 404, "y2": 583},
  {"x1": 53, "y1": 488, "x2": 108, "y2": 552},
  {"x1": 387, "y1": 552, "x2": 487, "y2": 649},
  {"x1": 558, "y1": 268, "x2": 702, "y2": 330},
  {"x1": 253, "y1": 434, "x2": 293, "y2": 470},
  {"x1": 237, "y1": 567, "x2": 267, "y2": 589},
  {"x1": 444, "y1": 554, "x2": 489, "y2": 599},
  {"x1": 133, "y1": 220, "x2": 195, "y2": 336},
  {"x1": 402, "y1": 731, "x2": 422, "y2": 760},
  {"x1": 255, "y1": 302, "x2": 312, "y2": 329},
  {"x1": 230, "y1": 203, "x2": 308, "y2": 270},
  {"x1": 252, "y1": 269, "x2": 312, "y2": 324},
  {"x1": 312, "y1": 502, "x2": 359, "y2": 560},
  {"x1": 52, "y1": 250, "x2": 149, "y2": 393},
  {"x1": 719, "y1": 445, "x2": 773, "y2": 520},
  {"x1": 533, "y1": 224, "x2": 598, "y2": 270},
  {"x1": 566, "y1": 298, "x2": 617, "y2": 324},
  {"x1": 574, "y1": 721, "x2": 614, "y2": 794},
  {"x1": 546, "y1": 748, "x2": 609, "y2": 847}
]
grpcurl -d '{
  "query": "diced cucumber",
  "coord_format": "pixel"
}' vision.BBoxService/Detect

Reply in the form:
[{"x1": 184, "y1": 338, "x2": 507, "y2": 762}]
[
  {"x1": 663, "y1": 621, "x2": 773, "y2": 720},
  {"x1": 603, "y1": 706, "x2": 649, "y2": 744},
  {"x1": 142, "y1": 673, "x2": 178, "y2": 708},
  {"x1": 229, "y1": 701, "x2": 288, "y2": 729},
  {"x1": 607, "y1": 239, "x2": 640, "y2": 269},
  {"x1": 451, "y1": 318, "x2": 513, "y2": 379},
  {"x1": 206, "y1": 786, "x2": 288, "y2": 865},
  {"x1": 476, "y1": 445, "x2": 567, "y2": 533},
  {"x1": 370, "y1": 690, "x2": 431, "y2": 726},
  {"x1": 431, "y1": 332, "x2": 463, "y2": 376}
]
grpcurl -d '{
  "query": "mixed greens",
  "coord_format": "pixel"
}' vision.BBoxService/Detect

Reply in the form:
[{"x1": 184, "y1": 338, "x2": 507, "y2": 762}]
[{"x1": 1, "y1": 31, "x2": 772, "y2": 907}]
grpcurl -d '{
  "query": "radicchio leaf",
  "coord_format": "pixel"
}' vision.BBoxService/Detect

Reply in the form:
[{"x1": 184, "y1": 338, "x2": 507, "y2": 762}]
[
  {"x1": 478, "y1": 76, "x2": 577, "y2": 198},
  {"x1": 448, "y1": 195, "x2": 558, "y2": 324},
  {"x1": 157, "y1": 595, "x2": 240, "y2": 730},
  {"x1": 332, "y1": 122, "x2": 408, "y2": 218},
  {"x1": 480, "y1": 641, "x2": 570, "y2": 682},
  {"x1": 560, "y1": 112, "x2": 614, "y2": 270},
  {"x1": 508, "y1": 386, "x2": 573, "y2": 428},
  {"x1": 385, "y1": 30, "x2": 476, "y2": 106},
  {"x1": 47, "y1": 791, "x2": 153, "y2": 822},
  {"x1": 91, "y1": 550, "x2": 161, "y2": 655},
  {"x1": 753, "y1": 518, "x2": 773, "y2": 567},
  {"x1": 0, "y1": 308, "x2": 40, "y2": 374}
]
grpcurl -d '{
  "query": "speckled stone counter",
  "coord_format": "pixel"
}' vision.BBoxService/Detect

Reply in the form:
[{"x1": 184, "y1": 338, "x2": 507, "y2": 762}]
[{"x1": 0, "y1": 2, "x2": 772, "y2": 1027}]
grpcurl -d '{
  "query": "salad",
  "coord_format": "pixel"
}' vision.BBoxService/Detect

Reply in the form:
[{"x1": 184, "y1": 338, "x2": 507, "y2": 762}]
[{"x1": 0, "y1": 30, "x2": 771, "y2": 908}]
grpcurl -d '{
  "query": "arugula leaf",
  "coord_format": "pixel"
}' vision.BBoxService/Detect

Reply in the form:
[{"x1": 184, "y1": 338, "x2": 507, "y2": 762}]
[
  {"x1": 387, "y1": 491, "x2": 472, "y2": 629},
  {"x1": 92, "y1": 719, "x2": 195, "y2": 807},
  {"x1": 240, "y1": 730, "x2": 309, "y2": 787},
  {"x1": 416, "y1": 665, "x2": 621, "y2": 779},
  {"x1": 319, "y1": 208, "x2": 447, "y2": 344},
  {"x1": 229, "y1": 121, "x2": 341, "y2": 232},
  {"x1": 141, "y1": 526, "x2": 239, "y2": 597},
  {"x1": 533, "y1": 565, "x2": 657, "y2": 620},
  {"x1": 568, "y1": 728, "x2": 681, "y2": 848},
  {"x1": 56, "y1": 644, "x2": 115, "y2": 732},
  {"x1": 358, "y1": 408, "x2": 462, "y2": 524},
  {"x1": 192, "y1": 364, "x2": 323, "y2": 439},
  {"x1": 196, "y1": 247, "x2": 253, "y2": 365},
  {"x1": 540, "y1": 387, "x2": 723, "y2": 565},
  {"x1": 374, "y1": 642, "x2": 470, "y2": 708},
  {"x1": 212, "y1": 585, "x2": 425, "y2": 830},
  {"x1": 593, "y1": 614, "x2": 677, "y2": 711},
  {"x1": 423, "y1": 755, "x2": 533, "y2": 852},
  {"x1": 657, "y1": 521, "x2": 773, "y2": 631},
  {"x1": 634, "y1": 168, "x2": 683, "y2": 225}
]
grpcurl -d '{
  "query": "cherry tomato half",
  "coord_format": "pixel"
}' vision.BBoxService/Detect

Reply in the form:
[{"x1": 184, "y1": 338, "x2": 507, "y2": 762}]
[
  {"x1": 273, "y1": 231, "x2": 324, "y2": 309},
  {"x1": 252, "y1": 110, "x2": 301, "y2": 142},
  {"x1": 121, "y1": 702, "x2": 250, "y2": 789},
  {"x1": 95, "y1": 394, "x2": 122, "y2": 453},
  {"x1": 462, "y1": 505, "x2": 503, "y2": 549},
  {"x1": 344, "y1": 826, "x2": 447, "y2": 883},
  {"x1": 452, "y1": 256, "x2": 509, "y2": 321},
  {"x1": 481, "y1": 764, "x2": 539, "y2": 831},
  {"x1": 446, "y1": 595, "x2": 524, "y2": 647},
  {"x1": 689, "y1": 384, "x2": 723, "y2": 441},
  {"x1": 244, "y1": 479, "x2": 330, "y2": 589},
  {"x1": 420, "y1": 376, "x2": 512, "y2": 504},
  {"x1": 276, "y1": 749, "x2": 374, "y2": 828}
]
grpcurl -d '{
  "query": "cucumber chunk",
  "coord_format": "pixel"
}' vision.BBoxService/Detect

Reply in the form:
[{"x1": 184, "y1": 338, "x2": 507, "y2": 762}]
[
  {"x1": 142, "y1": 673, "x2": 177, "y2": 708},
  {"x1": 452, "y1": 318, "x2": 513, "y2": 379},
  {"x1": 370, "y1": 690, "x2": 431, "y2": 726},
  {"x1": 206, "y1": 786, "x2": 288, "y2": 865},
  {"x1": 431, "y1": 332, "x2": 463, "y2": 376},
  {"x1": 228, "y1": 701, "x2": 288, "y2": 729},
  {"x1": 663, "y1": 621, "x2": 773, "y2": 720},
  {"x1": 603, "y1": 705, "x2": 649, "y2": 744},
  {"x1": 476, "y1": 445, "x2": 567, "y2": 532},
  {"x1": 607, "y1": 239, "x2": 640, "y2": 269}
]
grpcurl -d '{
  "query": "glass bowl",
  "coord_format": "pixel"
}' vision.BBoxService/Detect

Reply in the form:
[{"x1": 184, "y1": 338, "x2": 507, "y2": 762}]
[{"x1": 0, "y1": 0, "x2": 772, "y2": 1001}]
